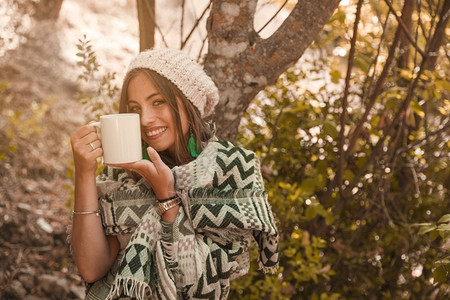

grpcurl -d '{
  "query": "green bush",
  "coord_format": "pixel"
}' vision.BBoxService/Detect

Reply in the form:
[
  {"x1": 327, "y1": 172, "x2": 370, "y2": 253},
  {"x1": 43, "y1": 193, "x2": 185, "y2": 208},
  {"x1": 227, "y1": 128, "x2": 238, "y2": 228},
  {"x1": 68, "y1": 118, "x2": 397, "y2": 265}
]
[{"x1": 233, "y1": 1, "x2": 449, "y2": 298}]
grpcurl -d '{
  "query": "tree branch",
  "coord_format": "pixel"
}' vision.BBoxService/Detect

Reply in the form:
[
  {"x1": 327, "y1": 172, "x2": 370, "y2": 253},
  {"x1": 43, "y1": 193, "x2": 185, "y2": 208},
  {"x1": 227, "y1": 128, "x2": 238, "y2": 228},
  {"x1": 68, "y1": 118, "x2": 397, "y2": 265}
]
[
  {"x1": 336, "y1": 0, "x2": 363, "y2": 206},
  {"x1": 344, "y1": 25, "x2": 401, "y2": 160},
  {"x1": 341, "y1": 0, "x2": 450, "y2": 198},
  {"x1": 383, "y1": 0, "x2": 426, "y2": 57},
  {"x1": 261, "y1": 105, "x2": 286, "y2": 167},
  {"x1": 205, "y1": 0, "x2": 341, "y2": 140},
  {"x1": 256, "y1": 0, "x2": 289, "y2": 34},
  {"x1": 181, "y1": 1, "x2": 212, "y2": 50},
  {"x1": 258, "y1": 0, "x2": 341, "y2": 79}
]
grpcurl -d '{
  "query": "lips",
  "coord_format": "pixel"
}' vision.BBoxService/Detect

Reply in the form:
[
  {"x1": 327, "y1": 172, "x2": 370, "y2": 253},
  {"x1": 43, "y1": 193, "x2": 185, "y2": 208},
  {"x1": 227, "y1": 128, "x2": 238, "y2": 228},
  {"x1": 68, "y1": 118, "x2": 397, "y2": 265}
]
[{"x1": 145, "y1": 127, "x2": 167, "y2": 138}]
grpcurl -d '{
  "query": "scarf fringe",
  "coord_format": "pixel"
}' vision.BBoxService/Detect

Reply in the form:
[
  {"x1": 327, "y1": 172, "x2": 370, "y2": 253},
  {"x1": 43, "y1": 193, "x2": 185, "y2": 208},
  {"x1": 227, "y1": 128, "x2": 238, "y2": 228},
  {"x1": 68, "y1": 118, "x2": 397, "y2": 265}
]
[
  {"x1": 106, "y1": 277, "x2": 152, "y2": 300},
  {"x1": 66, "y1": 224, "x2": 73, "y2": 254},
  {"x1": 160, "y1": 239, "x2": 178, "y2": 266},
  {"x1": 111, "y1": 187, "x2": 156, "y2": 202},
  {"x1": 187, "y1": 187, "x2": 266, "y2": 203},
  {"x1": 258, "y1": 259, "x2": 279, "y2": 274}
]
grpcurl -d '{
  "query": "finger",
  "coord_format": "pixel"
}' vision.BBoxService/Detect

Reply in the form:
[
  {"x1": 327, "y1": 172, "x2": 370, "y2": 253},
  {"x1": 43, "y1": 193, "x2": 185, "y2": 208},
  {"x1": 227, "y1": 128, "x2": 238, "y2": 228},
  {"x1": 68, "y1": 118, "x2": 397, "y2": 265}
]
[
  {"x1": 84, "y1": 130, "x2": 101, "y2": 143},
  {"x1": 146, "y1": 147, "x2": 166, "y2": 171},
  {"x1": 105, "y1": 162, "x2": 136, "y2": 169},
  {"x1": 72, "y1": 132, "x2": 100, "y2": 152},
  {"x1": 105, "y1": 161, "x2": 148, "y2": 175},
  {"x1": 87, "y1": 140, "x2": 101, "y2": 152},
  {"x1": 90, "y1": 147, "x2": 103, "y2": 158},
  {"x1": 72, "y1": 124, "x2": 97, "y2": 140}
]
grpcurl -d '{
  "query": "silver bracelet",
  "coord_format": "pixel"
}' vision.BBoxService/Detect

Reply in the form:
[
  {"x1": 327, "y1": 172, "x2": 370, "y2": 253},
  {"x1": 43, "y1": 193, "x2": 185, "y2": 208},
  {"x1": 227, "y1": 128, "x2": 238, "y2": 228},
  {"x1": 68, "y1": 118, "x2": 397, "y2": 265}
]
[{"x1": 72, "y1": 209, "x2": 100, "y2": 217}]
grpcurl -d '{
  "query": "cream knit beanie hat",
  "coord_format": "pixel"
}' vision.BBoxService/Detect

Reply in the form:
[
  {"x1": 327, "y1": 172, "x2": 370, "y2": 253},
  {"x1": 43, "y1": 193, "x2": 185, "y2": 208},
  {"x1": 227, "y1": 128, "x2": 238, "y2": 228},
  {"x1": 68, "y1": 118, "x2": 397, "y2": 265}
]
[{"x1": 126, "y1": 48, "x2": 219, "y2": 118}]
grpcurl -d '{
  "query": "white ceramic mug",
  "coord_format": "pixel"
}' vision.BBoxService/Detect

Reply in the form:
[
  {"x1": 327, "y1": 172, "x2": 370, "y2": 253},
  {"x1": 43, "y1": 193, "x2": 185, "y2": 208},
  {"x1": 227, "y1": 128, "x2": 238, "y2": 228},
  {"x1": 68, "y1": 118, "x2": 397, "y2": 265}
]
[{"x1": 91, "y1": 113, "x2": 142, "y2": 164}]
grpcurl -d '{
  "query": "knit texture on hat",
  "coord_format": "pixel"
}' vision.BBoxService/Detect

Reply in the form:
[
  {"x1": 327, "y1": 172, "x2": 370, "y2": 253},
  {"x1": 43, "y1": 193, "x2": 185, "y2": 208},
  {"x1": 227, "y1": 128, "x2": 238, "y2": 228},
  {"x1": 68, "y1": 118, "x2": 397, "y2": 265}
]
[{"x1": 126, "y1": 48, "x2": 219, "y2": 118}]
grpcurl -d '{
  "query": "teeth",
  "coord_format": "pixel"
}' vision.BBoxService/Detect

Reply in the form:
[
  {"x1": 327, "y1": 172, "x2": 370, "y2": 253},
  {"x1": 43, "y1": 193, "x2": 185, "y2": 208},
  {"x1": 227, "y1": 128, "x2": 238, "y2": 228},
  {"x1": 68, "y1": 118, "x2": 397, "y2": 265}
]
[{"x1": 146, "y1": 127, "x2": 166, "y2": 137}]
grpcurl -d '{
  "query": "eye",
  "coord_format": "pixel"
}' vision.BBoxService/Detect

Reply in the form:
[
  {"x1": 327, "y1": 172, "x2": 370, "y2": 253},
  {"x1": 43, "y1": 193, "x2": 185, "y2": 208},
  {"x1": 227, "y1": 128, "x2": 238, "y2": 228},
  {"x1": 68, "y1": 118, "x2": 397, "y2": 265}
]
[
  {"x1": 153, "y1": 99, "x2": 166, "y2": 106},
  {"x1": 128, "y1": 105, "x2": 141, "y2": 113}
]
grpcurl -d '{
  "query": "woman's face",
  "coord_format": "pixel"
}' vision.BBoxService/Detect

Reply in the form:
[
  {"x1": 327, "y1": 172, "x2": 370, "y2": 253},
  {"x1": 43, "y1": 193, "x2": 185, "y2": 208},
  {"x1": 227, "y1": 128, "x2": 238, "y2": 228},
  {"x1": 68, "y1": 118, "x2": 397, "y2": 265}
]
[{"x1": 126, "y1": 72, "x2": 189, "y2": 156}]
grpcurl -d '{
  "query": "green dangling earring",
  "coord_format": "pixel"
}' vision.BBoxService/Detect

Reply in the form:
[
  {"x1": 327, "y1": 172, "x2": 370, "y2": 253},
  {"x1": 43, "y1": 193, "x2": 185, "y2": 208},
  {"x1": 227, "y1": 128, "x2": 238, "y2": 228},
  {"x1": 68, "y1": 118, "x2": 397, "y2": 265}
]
[{"x1": 188, "y1": 130, "x2": 201, "y2": 158}]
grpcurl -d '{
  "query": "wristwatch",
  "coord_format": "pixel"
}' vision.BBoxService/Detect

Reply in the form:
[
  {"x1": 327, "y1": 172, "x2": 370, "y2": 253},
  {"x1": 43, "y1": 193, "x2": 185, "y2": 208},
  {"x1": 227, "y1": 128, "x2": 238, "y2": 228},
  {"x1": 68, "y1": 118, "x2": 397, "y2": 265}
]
[{"x1": 157, "y1": 198, "x2": 181, "y2": 216}]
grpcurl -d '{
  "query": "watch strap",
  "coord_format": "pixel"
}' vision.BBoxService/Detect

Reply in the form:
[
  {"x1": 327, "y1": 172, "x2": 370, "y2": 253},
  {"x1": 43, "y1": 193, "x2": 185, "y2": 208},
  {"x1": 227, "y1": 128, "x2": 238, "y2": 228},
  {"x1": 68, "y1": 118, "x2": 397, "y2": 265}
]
[{"x1": 157, "y1": 197, "x2": 181, "y2": 216}]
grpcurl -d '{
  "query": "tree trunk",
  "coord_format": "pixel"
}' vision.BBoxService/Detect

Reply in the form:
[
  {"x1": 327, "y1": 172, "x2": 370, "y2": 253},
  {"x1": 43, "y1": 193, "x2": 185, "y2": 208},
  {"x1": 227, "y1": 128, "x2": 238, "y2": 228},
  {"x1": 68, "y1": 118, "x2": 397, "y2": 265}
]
[
  {"x1": 397, "y1": 0, "x2": 414, "y2": 70},
  {"x1": 204, "y1": 0, "x2": 341, "y2": 141},
  {"x1": 137, "y1": 0, "x2": 155, "y2": 52},
  {"x1": 425, "y1": 0, "x2": 450, "y2": 70},
  {"x1": 32, "y1": 0, "x2": 64, "y2": 20}
]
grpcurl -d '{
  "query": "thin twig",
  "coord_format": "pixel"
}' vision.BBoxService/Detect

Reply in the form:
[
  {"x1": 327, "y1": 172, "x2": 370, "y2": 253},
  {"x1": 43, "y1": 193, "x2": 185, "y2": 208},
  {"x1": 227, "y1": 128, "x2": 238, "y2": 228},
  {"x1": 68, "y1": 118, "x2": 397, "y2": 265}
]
[
  {"x1": 181, "y1": 1, "x2": 212, "y2": 50},
  {"x1": 384, "y1": 0, "x2": 426, "y2": 57},
  {"x1": 361, "y1": 7, "x2": 390, "y2": 105},
  {"x1": 401, "y1": 119, "x2": 450, "y2": 153},
  {"x1": 256, "y1": 0, "x2": 289, "y2": 34},
  {"x1": 344, "y1": 58, "x2": 429, "y2": 197},
  {"x1": 261, "y1": 105, "x2": 286, "y2": 166},
  {"x1": 336, "y1": 0, "x2": 363, "y2": 203},
  {"x1": 180, "y1": 0, "x2": 185, "y2": 48},
  {"x1": 144, "y1": 0, "x2": 168, "y2": 48},
  {"x1": 344, "y1": 23, "x2": 401, "y2": 161},
  {"x1": 343, "y1": 0, "x2": 449, "y2": 196}
]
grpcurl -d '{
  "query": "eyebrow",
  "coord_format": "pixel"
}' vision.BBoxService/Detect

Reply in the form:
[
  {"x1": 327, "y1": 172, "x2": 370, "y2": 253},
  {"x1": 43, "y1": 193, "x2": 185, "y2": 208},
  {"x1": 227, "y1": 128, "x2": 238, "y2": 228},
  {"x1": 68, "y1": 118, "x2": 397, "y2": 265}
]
[{"x1": 128, "y1": 92, "x2": 161, "y2": 104}]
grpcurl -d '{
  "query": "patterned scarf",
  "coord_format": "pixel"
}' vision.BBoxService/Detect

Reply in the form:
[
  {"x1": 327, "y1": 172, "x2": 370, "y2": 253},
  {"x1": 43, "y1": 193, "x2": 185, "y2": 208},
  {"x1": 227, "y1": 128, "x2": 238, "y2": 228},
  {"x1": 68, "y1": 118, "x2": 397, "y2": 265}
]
[{"x1": 91, "y1": 140, "x2": 279, "y2": 299}]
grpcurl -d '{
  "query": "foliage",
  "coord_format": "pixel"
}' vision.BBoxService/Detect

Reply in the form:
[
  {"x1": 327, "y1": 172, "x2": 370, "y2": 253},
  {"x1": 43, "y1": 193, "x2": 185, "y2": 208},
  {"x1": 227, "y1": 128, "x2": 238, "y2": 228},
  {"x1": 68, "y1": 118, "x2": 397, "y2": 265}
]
[
  {"x1": 418, "y1": 214, "x2": 450, "y2": 284},
  {"x1": 0, "y1": 81, "x2": 55, "y2": 162},
  {"x1": 75, "y1": 34, "x2": 120, "y2": 119},
  {"x1": 232, "y1": 0, "x2": 449, "y2": 299},
  {"x1": 65, "y1": 36, "x2": 121, "y2": 208}
]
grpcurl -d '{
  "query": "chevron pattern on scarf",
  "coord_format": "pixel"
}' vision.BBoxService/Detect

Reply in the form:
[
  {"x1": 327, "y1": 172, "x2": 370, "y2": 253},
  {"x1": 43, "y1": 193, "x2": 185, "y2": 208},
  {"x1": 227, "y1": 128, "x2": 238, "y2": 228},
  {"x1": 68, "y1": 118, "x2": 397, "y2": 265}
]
[
  {"x1": 93, "y1": 141, "x2": 279, "y2": 300},
  {"x1": 212, "y1": 141, "x2": 256, "y2": 191}
]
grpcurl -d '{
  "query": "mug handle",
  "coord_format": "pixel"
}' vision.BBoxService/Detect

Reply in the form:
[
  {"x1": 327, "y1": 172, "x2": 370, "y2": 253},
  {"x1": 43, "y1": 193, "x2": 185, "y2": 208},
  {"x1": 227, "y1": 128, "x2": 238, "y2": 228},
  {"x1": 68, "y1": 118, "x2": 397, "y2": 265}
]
[{"x1": 89, "y1": 121, "x2": 101, "y2": 140}]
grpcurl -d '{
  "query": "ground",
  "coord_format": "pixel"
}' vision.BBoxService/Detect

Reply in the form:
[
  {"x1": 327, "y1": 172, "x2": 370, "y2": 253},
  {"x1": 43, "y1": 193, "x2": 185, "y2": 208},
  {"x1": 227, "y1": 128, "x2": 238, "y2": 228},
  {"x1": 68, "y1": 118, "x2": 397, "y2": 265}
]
[{"x1": 0, "y1": 1, "x2": 137, "y2": 298}]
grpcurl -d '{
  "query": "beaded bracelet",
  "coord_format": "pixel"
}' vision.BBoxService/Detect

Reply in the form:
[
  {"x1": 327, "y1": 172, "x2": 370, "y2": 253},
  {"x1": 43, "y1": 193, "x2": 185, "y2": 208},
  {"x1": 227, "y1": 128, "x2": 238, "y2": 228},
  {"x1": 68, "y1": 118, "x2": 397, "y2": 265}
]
[{"x1": 72, "y1": 210, "x2": 100, "y2": 217}]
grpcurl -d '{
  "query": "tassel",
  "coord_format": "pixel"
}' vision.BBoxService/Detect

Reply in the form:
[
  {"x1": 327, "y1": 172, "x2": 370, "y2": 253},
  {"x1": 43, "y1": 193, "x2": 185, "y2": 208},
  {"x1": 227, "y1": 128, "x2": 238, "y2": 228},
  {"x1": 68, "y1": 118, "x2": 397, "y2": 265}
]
[{"x1": 188, "y1": 133, "x2": 200, "y2": 158}]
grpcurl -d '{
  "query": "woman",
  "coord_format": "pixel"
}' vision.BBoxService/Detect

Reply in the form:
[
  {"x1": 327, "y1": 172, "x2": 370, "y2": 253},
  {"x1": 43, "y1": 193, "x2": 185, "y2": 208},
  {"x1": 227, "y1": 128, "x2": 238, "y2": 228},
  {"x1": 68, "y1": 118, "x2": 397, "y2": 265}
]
[{"x1": 70, "y1": 48, "x2": 279, "y2": 300}]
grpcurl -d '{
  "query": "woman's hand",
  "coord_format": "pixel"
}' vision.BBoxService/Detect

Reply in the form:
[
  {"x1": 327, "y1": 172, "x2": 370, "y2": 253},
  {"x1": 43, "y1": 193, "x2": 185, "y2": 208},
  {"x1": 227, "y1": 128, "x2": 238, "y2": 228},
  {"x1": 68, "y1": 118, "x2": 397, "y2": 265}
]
[
  {"x1": 107, "y1": 146, "x2": 175, "y2": 199},
  {"x1": 70, "y1": 124, "x2": 103, "y2": 174}
]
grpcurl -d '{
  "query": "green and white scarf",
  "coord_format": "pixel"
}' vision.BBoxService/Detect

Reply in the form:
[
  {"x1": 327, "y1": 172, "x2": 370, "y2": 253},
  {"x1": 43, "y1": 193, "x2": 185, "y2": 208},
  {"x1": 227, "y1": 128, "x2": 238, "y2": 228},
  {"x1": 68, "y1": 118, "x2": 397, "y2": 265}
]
[{"x1": 90, "y1": 140, "x2": 279, "y2": 299}]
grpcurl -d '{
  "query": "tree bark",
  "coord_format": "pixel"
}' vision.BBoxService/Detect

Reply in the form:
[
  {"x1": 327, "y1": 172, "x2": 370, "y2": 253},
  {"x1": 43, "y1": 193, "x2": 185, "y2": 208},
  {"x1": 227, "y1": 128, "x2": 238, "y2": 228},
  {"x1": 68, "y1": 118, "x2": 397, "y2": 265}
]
[
  {"x1": 204, "y1": 0, "x2": 341, "y2": 141},
  {"x1": 32, "y1": 0, "x2": 64, "y2": 21},
  {"x1": 397, "y1": 0, "x2": 414, "y2": 70},
  {"x1": 137, "y1": 0, "x2": 155, "y2": 52},
  {"x1": 425, "y1": 0, "x2": 450, "y2": 70}
]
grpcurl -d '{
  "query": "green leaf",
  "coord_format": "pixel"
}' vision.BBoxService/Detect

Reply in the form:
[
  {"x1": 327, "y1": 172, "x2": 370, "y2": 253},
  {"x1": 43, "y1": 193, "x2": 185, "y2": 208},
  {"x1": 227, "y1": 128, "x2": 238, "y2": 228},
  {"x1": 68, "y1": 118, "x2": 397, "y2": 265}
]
[
  {"x1": 305, "y1": 205, "x2": 318, "y2": 220},
  {"x1": 343, "y1": 169, "x2": 355, "y2": 182},
  {"x1": 418, "y1": 225, "x2": 436, "y2": 235},
  {"x1": 300, "y1": 178, "x2": 317, "y2": 196},
  {"x1": 429, "y1": 230, "x2": 440, "y2": 241},
  {"x1": 400, "y1": 69, "x2": 412, "y2": 80},
  {"x1": 438, "y1": 214, "x2": 450, "y2": 223},
  {"x1": 433, "y1": 265, "x2": 448, "y2": 283},
  {"x1": 355, "y1": 53, "x2": 371, "y2": 73},
  {"x1": 437, "y1": 224, "x2": 450, "y2": 231},
  {"x1": 323, "y1": 122, "x2": 339, "y2": 139},
  {"x1": 410, "y1": 100, "x2": 425, "y2": 118},
  {"x1": 330, "y1": 69, "x2": 341, "y2": 84}
]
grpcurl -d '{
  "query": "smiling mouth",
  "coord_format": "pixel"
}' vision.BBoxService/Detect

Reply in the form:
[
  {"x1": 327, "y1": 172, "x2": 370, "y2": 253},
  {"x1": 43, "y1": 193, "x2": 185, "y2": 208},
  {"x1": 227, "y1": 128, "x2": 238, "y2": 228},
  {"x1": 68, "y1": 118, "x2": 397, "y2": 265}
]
[{"x1": 146, "y1": 127, "x2": 167, "y2": 137}]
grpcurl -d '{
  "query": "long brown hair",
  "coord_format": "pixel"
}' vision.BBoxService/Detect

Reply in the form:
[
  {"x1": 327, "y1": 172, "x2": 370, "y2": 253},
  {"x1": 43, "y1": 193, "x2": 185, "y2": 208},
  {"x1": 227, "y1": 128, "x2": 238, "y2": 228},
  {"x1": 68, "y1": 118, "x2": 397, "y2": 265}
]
[{"x1": 119, "y1": 68, "x2": 212, "y2": 167}]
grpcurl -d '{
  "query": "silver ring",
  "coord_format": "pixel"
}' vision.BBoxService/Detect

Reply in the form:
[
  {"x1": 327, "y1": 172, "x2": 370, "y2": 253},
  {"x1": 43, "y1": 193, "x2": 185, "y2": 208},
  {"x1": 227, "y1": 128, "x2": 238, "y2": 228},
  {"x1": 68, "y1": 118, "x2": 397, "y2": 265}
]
[{"x1": 89, "y1": 143, "x2": 95, "y2": 151}]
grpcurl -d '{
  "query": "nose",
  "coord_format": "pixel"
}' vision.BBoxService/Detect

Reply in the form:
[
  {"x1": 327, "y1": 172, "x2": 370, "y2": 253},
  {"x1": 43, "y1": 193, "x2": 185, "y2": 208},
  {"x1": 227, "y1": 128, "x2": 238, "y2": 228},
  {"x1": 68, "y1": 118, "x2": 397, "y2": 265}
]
[{"x1": 140, "y1": 107, "x2": 157, "y2": 125}]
